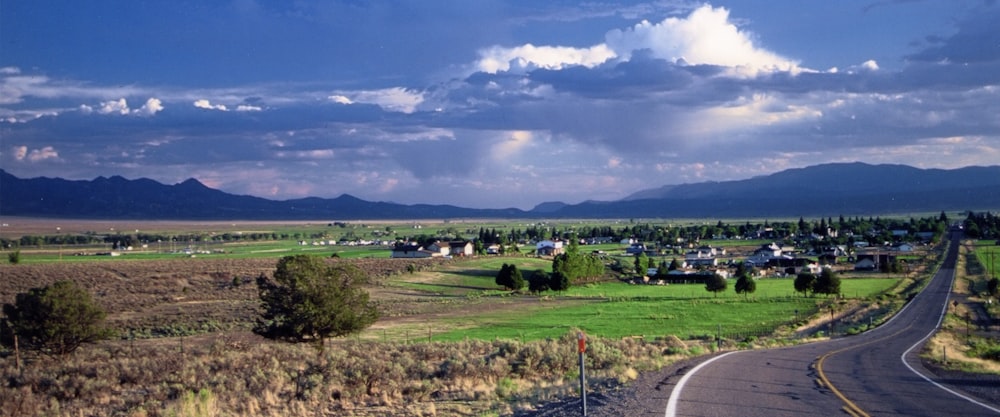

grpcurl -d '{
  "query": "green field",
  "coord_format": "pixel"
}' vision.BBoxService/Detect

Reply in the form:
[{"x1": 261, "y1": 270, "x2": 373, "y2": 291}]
[{"x1": 399, "y1": 272, "x2": 898, "y2": 342}]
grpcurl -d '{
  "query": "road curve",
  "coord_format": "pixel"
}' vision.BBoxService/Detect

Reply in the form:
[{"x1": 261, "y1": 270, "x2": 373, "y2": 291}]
[{"x1": 666, "y1": 230, "x2": 1000, "y2": 417}]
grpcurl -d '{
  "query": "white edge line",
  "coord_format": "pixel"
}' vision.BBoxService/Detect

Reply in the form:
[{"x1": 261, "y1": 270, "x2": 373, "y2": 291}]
[
  {"x1": 900, "y1": 262, "x2": 1000, "y2": 415},
  {"x1": 665, "y1": 351, "x2": 740, "y2": 417}
]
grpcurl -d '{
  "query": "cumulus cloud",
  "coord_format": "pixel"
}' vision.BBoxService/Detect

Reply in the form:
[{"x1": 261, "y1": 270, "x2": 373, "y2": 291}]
[
  {"x1": 473, "y1": 5, "x2": 799, "y2": 79},
  {"x1": 476, "y1": 44, "x2": 616, "y2": 73},
  {"x1": 194, "y1": 99, "x2": 228, "y2": 111},
  {"x1": 12, "y1": 145, "x2": 59, "y2": 162},
  {"x1": 98, "y1": 98, "x2": 131, "y2": 115},
  {"x1": 12, "y1": 145, "x2": 27, "y2": 160},
  {"x1": 135, "y1": 98, "x2": 164, "y2": 116},
  {"x1": 93, "y1": 97, "x2": 163, "y2": 116},
  {"x1": 604, "y1": 5, "x2": 799, "y2": 76}
]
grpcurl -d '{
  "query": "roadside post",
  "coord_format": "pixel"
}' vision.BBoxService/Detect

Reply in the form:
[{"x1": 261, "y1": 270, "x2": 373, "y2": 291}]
[{"x1": 578, "y1": 332, "x2": 587, "y2": 416}]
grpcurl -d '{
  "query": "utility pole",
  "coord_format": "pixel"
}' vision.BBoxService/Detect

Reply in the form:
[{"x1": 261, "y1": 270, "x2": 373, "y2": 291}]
[{"x1": 578, "y1": 332, "x2": 587, "y2": 416}]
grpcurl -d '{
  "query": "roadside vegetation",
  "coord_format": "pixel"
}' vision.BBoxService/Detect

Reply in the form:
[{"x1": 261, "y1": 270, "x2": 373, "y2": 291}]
[
  {"x1": 922, "y1": 233, "x2": 1000, "y2": 374},
  {"x1": 0, "y1": 213, "x2": 977, "y2": 416}
]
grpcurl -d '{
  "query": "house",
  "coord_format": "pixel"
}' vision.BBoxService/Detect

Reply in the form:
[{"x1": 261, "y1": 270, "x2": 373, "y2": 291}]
[
  {"x1": 424, "y1": 241, "x2": 452, "y2": 257},
  {"x1": 390, "y1": 244, "x2": 436, "y2": 258},
  {"x1": 754, "y1": 243, "x2": 783, "y2": 258},
  {"x1": 536, "y1": 240, "x2": 564, "y2": 256},
  {"x1": 448, "y1": 241, "x2": 474, "y2": 257},
  {"x1": 625, "y1": 243, "x2": 647, "y2": 255},
  {"x1": 892, "y1": 243, "x2": 915, "y2": 252},
  {"x1": 684, "y1": 258, "x2": 718, "y2": 268},
  {"x1": 854, "y1": 253, "x2": 898, "y2": 271},
  {"x1": 486, "y1": 244, "x2": 501, "y2": 255},
  {"x1": 854, "y1": 257, "x2": 877, "y2": 271},
  {"x1": 691, "y1": 245, "x2": 725, "y2": 258}
]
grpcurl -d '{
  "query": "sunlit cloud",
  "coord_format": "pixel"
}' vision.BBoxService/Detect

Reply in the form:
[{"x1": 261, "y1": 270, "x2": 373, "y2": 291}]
[
  {"x1": 193, "y1": 99, "x2": 228, "y2": 111},
  {"x1": 476, "y1": 44, "x2": 617, "y2": 73}
]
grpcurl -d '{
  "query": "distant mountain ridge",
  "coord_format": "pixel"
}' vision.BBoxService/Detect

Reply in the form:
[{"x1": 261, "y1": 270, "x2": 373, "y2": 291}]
[{"x1": 2, "y1": 162, "x2": 999, "y2": 220}]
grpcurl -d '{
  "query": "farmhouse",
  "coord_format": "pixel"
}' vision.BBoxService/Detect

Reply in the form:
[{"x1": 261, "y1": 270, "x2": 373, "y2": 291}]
[
  {"x1": 390, "y1": 244, "x2": 436, "y2": 258},
  {"x1": 536, "y1": 240, "x2": 564, "y2": 256},
  {"x1": 448, "y1": 241, "x2": 474, "y2": 257},
  {"x1": 425, "y1": 241, "x2": 451, "y2": 257},
  {"x1": 854, "y1": 253, "x2": 898, "y2": 271}
]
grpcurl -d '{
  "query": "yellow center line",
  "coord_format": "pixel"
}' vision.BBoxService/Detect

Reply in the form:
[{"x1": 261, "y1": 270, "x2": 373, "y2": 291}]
[{"x1": 813, "y1": 324, "x2": 914, "y2": 417}]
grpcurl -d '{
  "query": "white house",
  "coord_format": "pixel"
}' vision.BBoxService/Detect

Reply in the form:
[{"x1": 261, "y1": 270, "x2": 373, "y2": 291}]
[
  {"x1": 536, "y1": 240, "x2": 564, "y2": 256},
  {"x1": 448, "y1": 241, "x2": 474, "y2": 257}
]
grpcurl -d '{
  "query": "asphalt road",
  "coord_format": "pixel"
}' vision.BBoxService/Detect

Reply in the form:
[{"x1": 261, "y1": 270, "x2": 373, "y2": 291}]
[{"x1": 666, "y1": 230, "x2": 1000, "y2": 417}]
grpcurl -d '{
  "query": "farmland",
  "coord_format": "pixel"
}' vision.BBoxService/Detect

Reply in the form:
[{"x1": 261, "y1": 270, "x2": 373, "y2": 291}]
[{"x1": 0, "y1": 217, "x2": 943, "y2": 416}]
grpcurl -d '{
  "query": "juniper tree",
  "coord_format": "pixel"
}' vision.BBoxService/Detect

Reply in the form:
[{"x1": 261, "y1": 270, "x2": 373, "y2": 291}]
[
  {"x1": 254, "y1": 255, "x2": 378, "y2": 346},
  {"x1": 2, "y1": 280, "x2": 113, "y2": 355}
]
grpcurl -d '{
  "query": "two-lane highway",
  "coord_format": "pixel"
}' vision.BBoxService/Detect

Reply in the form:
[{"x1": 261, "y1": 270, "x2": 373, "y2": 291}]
[{"x1": 666, "y1": 230, "x2": 1000, "y2": 417}]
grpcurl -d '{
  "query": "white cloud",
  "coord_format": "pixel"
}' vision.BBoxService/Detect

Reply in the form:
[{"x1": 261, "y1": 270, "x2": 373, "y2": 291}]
[
  {"x1": 193, "y1": 99, "x2": 228, "y2": 111},
  {"x1": 604, "y1": 5, "x2": 799, "y2": 76},
  {"x1": 329, "y1": 87, "x2": 425, "y2": 113},
  {"x1": 235, "y1": 104, "x2": 262, "y2": 112},
  {"x1": 12, "y1": 145, "x2": 27, "y2": 160},
  {"x1": 471, "y1": 5, "x2": 799, "y2": 79},
  {"x1": 12, "y1": 145, "x2": 59, "y2": 162},
  {"x1": 0, "y1": 67, "x2": 20, "y2": 75},
  {"x1": 328, "y1": 95, "x2": 353, "y2": 105},
  {"x1": 29, "y1": 146, "x2": 59, "y2": 162},
  {"x1": 98, "y1": 98, "x2": 131, "y2": 115},
  {"x1": 0, "y1": 74, "x2": 50, "y2": 105},
  {"x1": 476, "y1": 43, "x2": 617, "y2": 73},
  {"x1": 135, "y1": 97, "x2": 164, "y2": 116},
  {"x1": 93, "y1": 97, "x2": 163, "y2": 116},
  {"x1": 274, "y1": 149, "x2": 335, "y2": 159}
]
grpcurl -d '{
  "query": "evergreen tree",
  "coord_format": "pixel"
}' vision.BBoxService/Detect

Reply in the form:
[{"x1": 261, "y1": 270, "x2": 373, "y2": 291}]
[
  {"x1": 1, "y1": 280, "x2": 113, "y2": 355},
  {"x1": 814, "y1": 268, "x2": 842, "y2": 297},
  {"x1": 705, "y1": 274, "x2": 727, "y2": 297},
  {"x1": 550, "y1": 271, "x2": 570, "y2": 291},
  {"x1": 668, "y1": 258, "x2": 681, "y2": 271},
  {"x1": 634, "y1": 252, "x2": 650, "y2": 275},
  {"x1": 528, "y1": 269, "x2": 551, "y2": 293},
  {"x1": 254, "y1": 255, "x2": 378, "y2": 345},
  {"x1": 735, "y1": 273, "x2": 756, "y2": 300},
  {"x1": 794, "y1": 271, "x2": 816, "y2": 297}
]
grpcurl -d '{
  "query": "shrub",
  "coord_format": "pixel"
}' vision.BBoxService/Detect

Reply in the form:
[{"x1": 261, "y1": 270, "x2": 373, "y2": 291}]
[{"x1": 1, "y1": 280, "x2": 113, "y2": 355}]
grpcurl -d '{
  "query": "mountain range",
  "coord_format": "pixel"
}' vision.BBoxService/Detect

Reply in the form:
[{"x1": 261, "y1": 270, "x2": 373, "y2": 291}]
[{"x1": 2, "y1": 162, "x2": 999, "y2": 220}]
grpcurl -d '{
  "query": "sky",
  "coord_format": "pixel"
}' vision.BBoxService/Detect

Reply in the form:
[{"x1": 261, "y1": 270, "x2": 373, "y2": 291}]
[{"x1": 2, "y1": 0, "x2": 999, "y2": 210}]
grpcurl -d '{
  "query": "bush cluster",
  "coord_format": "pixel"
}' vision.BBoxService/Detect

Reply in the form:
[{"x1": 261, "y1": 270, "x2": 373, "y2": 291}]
[{"x1": 0, "y1": 330, "x2": 687, "y2": 416}]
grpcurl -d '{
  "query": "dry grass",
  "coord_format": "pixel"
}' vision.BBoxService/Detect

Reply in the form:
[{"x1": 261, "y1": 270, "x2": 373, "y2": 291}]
[
  {"x1": 921, "y1": 240, "x2": 1000, "y2": 374},
  {"x1": 0, "y1": 330, "x2": 684, "y2": 417},
  {"x1": 0, "y1": 256, "x2": 689, "y2": 416}
]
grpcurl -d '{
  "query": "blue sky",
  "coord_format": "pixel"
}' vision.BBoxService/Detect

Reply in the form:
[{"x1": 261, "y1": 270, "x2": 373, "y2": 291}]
[{"x1": 2, "y1": 1, "x2": 999, "y2": 209}]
